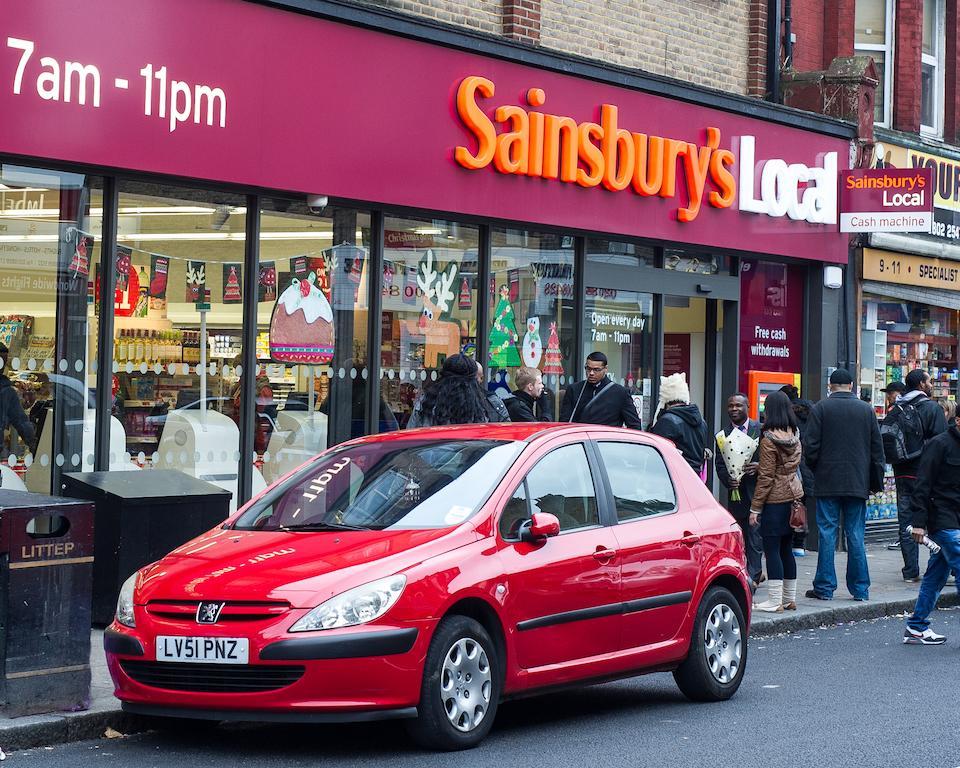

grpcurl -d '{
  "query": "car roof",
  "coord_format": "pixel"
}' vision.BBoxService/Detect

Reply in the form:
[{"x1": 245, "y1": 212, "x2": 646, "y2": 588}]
[{"x1": 348, "y1": 422, "x2": 657, "y2": 446}]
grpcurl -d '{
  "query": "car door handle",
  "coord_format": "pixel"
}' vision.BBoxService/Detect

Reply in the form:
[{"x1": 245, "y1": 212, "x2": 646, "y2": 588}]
[
  {"x1": 680, "y1": 532, "x2": 701, "y2": 547},
  {"x1": 592, "y1": 546, "x2": 617, "y2": 562}
]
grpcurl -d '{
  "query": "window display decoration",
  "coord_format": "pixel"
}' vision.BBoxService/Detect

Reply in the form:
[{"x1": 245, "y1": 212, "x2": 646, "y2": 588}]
[
  {"x1": 404, "y1": 250, "x2": 460, "y2": 367},
  {"x1": 542, "y1": 321, "x2": 564, "y2": 375},
  {"x1": 223, "y1": 263, "x2": 242, "y2": 304},
  {"x1": 113, "y1": 248, "x2": 138, "y2": 318},
  {"x1": 69, "y1": 235, "x2": 92, "y2": 279},
  {"x1": 522, "y1": 316, "x2": 543, "y2": 367},
  {"x1": 185, "y1": 260, "x2": 206, "y2": 303},
  {"x1": 268, "y1": 270, "x2": 335, "y2": 364},
  {"x1": 149, "y1": 255, "x2": 169, "y2": 310},
  {"x1": 488, "y1": 285, "x2": 521, "y2": 367},
  {"x1": 458, "y1": 276, "x2": 472, "y2": 310},
  {"x1": 258, "y1": 261, "x2": 277, "y2": 302},
  {"x1": 133, "y1": 266, "x2": 149, "y2": 318}
]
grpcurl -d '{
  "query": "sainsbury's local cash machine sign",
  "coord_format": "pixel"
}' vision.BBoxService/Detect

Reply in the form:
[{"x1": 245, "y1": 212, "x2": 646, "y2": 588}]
[{"x1": 839, "y1": 168, "x2": 934, "y2": 233}]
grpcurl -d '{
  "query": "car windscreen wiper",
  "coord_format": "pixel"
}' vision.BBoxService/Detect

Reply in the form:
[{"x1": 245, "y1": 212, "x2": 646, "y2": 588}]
[{"x1": 277, "y1": 521, "x2": 371, "y2": 532}]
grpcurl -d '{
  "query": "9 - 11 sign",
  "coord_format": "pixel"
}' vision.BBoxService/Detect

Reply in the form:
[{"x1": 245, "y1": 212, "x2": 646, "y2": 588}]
[{"x1": 839, "y1": 168, "x2": 934, "y2": 233}]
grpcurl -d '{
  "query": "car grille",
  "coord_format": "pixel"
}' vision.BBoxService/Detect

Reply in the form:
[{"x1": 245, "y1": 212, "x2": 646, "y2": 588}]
[
  {"x1": 120, "y1": 660, "x2": 305, "y2": 693},
  {"x1": 145, "y1": 600, "x2": 290, "y2": 622}
]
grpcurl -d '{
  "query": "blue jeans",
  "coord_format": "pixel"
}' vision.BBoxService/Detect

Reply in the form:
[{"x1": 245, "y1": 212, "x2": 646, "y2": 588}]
[
  {"x1": 907, "y1": 529, "x2": 960, "y2": 632},
  {"x1": 813, "y1": 497, "x2": 870, "y2": 600}
]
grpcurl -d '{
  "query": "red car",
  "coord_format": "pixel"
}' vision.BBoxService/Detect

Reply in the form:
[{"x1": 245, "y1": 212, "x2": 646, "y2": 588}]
[{"x1": 105, "y1": 423, "x2": 750, "y2": 750}]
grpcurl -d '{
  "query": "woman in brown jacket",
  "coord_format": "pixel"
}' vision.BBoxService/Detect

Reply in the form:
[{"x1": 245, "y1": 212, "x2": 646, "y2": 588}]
[{"x1": 749, "y1": 390, "x2": 803, "y2": 612}]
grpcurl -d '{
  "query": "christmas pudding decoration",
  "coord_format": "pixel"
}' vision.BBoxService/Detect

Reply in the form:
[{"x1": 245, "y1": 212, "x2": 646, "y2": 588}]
[
  {"x1": 488, "y1": 285, "x2": 521, "y2": 367},
  {"x1": 542, "y1": 321, "x2": 564, "y2": 375},
  {"x1": 522, "y1": 315, "x2": 542, "y2": 367},
  {"x1": 223, "y1": 264, "x2": 242, "y2": 304},
  {"x1": 269, "y1": 270, "x2": 335, "y2": 364}
]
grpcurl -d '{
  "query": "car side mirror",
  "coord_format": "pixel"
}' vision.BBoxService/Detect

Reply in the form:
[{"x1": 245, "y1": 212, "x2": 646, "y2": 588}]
[{"x1": 519, "y1": 512, "x2": 560, "y2": 544}]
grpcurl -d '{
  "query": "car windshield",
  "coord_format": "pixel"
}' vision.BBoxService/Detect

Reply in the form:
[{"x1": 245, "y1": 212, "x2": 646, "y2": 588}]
[{"x1": 233, "y1": 438, "x2": 524, "y2": 531}]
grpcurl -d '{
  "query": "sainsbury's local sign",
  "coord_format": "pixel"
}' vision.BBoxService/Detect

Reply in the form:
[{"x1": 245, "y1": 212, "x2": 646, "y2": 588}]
[{"x1": 839, "y1": 168, "x2": 934, "y2": 233}]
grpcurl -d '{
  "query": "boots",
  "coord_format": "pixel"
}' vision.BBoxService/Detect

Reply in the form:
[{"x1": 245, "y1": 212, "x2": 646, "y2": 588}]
[
  {"x1": 782, "y1": 579, "x2": 797, "y2": 610},
  {"x1": 754, "y1": 579, "x2": 784, "y2": 612}
]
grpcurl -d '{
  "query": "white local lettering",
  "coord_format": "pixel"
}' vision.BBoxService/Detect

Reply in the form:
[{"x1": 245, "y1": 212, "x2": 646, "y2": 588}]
[{"x1": 737, "y1": 136, "x2": 837, "y2": 225}]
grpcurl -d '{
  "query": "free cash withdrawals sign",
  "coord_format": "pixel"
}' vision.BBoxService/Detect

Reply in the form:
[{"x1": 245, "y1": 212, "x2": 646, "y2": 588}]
[{"x1": 839, "y1": 168, "x2": 934, "y2": 233}]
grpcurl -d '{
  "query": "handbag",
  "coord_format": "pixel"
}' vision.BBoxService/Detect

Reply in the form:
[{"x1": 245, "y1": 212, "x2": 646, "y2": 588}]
[{"x1": 789, "y1": 497, "x2": 807, "y2": 531}]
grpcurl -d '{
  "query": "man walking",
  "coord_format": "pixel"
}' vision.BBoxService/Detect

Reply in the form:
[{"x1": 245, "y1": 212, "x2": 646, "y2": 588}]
[
  {"x1": 804, "y1": 369, "x2": 885, "y2": 601},
  {"x1": 886, "y1": 369, "x2": 947, "y2": 582},
  {"x1": 881, "y1": 381, "x2": 904, "y2": 412},
  {"x1": 559, "y1": 352, "x2": 642, "y2": 429},
  {"x1": 715, "y1": 393, "x2": 763, "y2": 586},
  {"x1": 504, "y1": 366, "x2": 550, "y2": 422},
  {"x1": 902, "y1": 411, "x2": 960, "y2": 644}
]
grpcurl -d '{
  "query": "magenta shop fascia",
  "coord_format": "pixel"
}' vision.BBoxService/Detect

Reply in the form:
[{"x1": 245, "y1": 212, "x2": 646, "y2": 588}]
[
  {"x1": 1, "y1": 0, "x2": 848, "y2": 262},
  {"x1": 738, "y1": 259, "x2": 804, "y2": 392}
]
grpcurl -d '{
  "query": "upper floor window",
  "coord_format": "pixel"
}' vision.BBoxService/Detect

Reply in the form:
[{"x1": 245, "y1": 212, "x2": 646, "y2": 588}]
[
  {"x1": 921, "y1": 0, "x2": 945, "y2": 136},
  {"x1": 855, "y1": 0, "x2": 895, "y2": 126}
]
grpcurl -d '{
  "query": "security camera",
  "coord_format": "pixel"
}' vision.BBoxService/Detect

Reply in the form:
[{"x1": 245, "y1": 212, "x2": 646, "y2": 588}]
[{"x1": 306, "y1": 195, "x2": 328, "y2": 214}]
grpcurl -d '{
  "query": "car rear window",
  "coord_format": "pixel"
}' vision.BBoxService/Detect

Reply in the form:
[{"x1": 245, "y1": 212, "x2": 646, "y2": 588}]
[{"x1": 233, "y1": 438, "x2": 524, "y2": 531}]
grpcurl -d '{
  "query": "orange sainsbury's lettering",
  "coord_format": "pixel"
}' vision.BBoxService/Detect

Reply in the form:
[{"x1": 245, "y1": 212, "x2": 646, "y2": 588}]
[{"x1": 453, "y1": 76, "x2": 738, "y2": 222}]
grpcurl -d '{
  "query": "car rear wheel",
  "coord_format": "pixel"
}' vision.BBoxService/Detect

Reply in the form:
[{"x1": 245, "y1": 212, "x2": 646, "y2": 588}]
[
  {"x1": 673, "y1": 585, "x2": 747, "y2": 702},
  {"x1": 405, "y1": 615, "x2": 500, "y2": 750}
]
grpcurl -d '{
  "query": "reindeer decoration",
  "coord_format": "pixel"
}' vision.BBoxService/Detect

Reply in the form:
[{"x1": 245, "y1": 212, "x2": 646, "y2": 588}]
[{"x1": 403, "y1": 250, "x2": 462, "y2": 367}]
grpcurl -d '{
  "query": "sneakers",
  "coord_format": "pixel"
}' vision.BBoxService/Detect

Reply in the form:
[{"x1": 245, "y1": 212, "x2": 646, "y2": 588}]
[
  {"x1": 792, "y1": 548, "x2": 806, "y2": 557},
  {"x1": 903, "y1": 627, "x2": 947, "y2": 645}
]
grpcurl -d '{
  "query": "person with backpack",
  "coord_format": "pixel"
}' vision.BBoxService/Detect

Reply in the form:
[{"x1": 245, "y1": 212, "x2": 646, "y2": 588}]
[{"x1": 882, "y1": 369, "x2": 947, "y2": 582}]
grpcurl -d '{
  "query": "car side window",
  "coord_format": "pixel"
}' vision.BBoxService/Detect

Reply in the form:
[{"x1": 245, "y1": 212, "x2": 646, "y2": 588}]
[
  {"x1": 524, "y1": 444, "x2": 599, "y2": 534},
  {"x1": 598, "y1": 441, "x2": 677, "y2": 522}
]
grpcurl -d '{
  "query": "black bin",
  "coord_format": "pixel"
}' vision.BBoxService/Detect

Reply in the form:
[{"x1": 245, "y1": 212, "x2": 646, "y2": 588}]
[
  {"x1": 0, "y1": 490, "x2": 94, "y2": 717},
  {"x1": 62, "y1": 471, "x2": 231, "y2": 626}
]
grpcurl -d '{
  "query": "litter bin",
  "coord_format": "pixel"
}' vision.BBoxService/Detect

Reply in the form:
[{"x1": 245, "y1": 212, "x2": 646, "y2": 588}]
[
  {"x1": 62, "y1": 471, "x2": 231, "y2": 626},
  {"x1": 0, "y1": 490, "x2": 94, "y2": 717}
]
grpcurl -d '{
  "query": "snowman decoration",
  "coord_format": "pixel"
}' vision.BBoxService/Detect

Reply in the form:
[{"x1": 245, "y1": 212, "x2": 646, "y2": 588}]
[{"x1": 522, "y1": 316, "x2": 543, "y2": 367}]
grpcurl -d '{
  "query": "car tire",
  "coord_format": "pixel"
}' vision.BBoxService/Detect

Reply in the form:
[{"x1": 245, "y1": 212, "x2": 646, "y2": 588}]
[
  {"x1": 405, "y1": 615, "x2": 501, "y2": 751},
  {"x1": 673, "y1": 585, "x2": 747, "y2": 702}
]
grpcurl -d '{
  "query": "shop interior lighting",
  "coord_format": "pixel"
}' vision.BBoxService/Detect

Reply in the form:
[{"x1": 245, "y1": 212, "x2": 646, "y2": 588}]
[
  {"x1": 0, "y1": 206, "x2": 248, "y2": 217},
  {"x1": 0, "y1": 229, "x2": 360, "y2": 243},
  {"x1": 413, "y1": 227, "x2": 444, "y2": 235}
]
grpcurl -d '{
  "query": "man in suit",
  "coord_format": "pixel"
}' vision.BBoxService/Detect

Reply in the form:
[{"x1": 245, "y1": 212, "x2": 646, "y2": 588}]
[
  {"x1": 715, "y1": 392, "x2": 763, "y2": 586},
  {"x1": 804, "y1": 368, "x2": 885, "y2": 601},
  {"x1": 559, "y1": 351, "x2": 642, "y2": 429}
]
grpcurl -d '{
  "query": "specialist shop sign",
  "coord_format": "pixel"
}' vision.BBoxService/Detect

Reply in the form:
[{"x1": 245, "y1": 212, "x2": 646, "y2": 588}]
[
  {"x1": 0, "y1": 0, "x2": 850, "y2": 263},
  {"x1": 862, "y1": 248, "x2": 960, "y2": 291},
  {"x1": 839, "y1": 169, "x2": 933, "y2": 233}
]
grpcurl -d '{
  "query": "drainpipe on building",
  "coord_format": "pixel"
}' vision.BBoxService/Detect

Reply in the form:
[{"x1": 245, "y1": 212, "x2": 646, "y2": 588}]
[{"x1": 766, "y1": 0, "x2": 782, "y2": 102}]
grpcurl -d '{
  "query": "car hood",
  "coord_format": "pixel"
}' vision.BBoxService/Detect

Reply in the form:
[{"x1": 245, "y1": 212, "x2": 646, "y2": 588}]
[{"x1": 136, "y1": 525, "x2": 479, "y2": 608}]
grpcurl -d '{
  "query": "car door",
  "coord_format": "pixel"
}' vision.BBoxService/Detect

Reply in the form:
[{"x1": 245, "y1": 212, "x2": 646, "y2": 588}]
[
  {"x1": 594, "y1": 438, "x2": 701, "y2": 651},
  {"x1": 497, "y1": 441, "x2": 621, "y2": 670}
]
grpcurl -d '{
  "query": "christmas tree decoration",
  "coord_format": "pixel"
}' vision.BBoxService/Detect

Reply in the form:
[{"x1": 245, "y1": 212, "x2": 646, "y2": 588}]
[
  {"x1": 488, "y1": 285, "x2": 521, "y2": 367},
  {"x1": 223, "y1": 264, "x2": 242, "y2": 304},
  {"x1": 269, "y1": 271, "x2": 335, "y2": 363},
  {"x1": 69, "y1": 235, "x2": 91, "y2": 278},
  {"x1": 458, "y1": 275, "x2": 472, "y2": 310},
  {"x1": 542, "y1": 321, "x2": 564, "y2": 375},
  {"x1": 521, "y1": 315, "x2": 543, "y2": 368}
]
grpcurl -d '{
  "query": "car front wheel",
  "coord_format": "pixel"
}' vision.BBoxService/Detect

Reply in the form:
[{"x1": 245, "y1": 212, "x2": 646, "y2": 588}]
[
  {"x1": 405, "y1": 615, "x2": 500, "y2": 750},
  {"x1": 673, "y1": 585, "x2": 747, "y2": 702}
]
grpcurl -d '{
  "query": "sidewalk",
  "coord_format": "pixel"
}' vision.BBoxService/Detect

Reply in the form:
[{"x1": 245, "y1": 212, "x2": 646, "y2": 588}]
[{"x1": 2, "y1": 543, "x2": 956, "y2": 753}]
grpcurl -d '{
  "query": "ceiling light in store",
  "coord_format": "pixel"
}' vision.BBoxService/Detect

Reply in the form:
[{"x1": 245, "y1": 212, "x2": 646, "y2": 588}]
[
  {"x1": 0, "y1": 208, "x2": 61, "y2": 217},
  {"x1": 413, "y1": 228, "x2": 444, "y2": 235},
  {"x1": 0, "y1": 234, "x2": 59, "y2": 242}
]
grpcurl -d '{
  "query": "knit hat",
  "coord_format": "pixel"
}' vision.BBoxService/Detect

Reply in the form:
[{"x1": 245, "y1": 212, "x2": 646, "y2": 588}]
[{"x1": 654, "y1": 372, "x2": 690, "y2": 421}]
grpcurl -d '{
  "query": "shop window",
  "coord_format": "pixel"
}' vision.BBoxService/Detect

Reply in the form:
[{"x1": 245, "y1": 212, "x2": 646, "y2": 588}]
[
  {"x1": 0, "y1": 164, "x2": 103, "y2": 494},
  {"x1": 258, "y1": 199, "x2": 372, "y2": 486},
  {"x1": 921, "y1": 0, "x2": 945, "y2": 136},
  {"x1": 582, "y1": 286, "x2": 654, "y2": 425},
  {"x1": 663, "y1": 248, "x2": 728, "y2": 275},
  {"x1": 489, "y1": 228, "x2": 576, "y2": 419},
  {"x1": 855, "y1": 0, "x2": 894, "y2": 126},
  {"x1": 381, "y1": 215, "x2": 479, "y2": 429},
  {"x1": 585, "y1": 237, "x2": 654, "y2": 268},
  {"x1": 111, "y1": 182, "x2": 246, "y2": 509}
]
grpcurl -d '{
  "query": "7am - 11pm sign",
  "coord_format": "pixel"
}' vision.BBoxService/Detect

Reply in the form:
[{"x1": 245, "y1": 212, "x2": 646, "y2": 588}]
[{"x1": 839, "y1": 168, "x2": 934, "y2": 233}]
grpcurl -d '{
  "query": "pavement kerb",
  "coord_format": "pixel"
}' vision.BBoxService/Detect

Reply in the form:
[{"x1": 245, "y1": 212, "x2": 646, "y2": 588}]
[{"x1": 749, "y1": 592, "x2": 960, "y2": 637}]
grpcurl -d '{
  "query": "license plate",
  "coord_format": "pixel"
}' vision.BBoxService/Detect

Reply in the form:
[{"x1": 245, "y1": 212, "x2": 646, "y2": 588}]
[{"x1": 155, "y1": 636, "x2": 249, "y2": 664}]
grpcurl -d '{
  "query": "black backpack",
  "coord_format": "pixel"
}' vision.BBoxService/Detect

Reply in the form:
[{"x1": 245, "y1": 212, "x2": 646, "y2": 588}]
[{"x1": 880, "y1": 401, "x2": 925, "y2": 464}]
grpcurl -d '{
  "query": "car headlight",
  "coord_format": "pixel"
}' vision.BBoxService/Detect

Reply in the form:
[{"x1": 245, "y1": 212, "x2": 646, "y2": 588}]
[
  {"x1": 116, "y1": 572, "x2": 138, "y2": 628},
  {"x1": 289, "y1": 575, "x2": 407, "y2": 632}
]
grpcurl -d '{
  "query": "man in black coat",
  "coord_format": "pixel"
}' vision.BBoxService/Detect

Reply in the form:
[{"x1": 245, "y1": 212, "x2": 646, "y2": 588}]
[
  {"x1": 559, "y1": 351, "x2": 642, "y2": 429},
  {"x1": 803, "y1": 368, "x2": 885, "y2": 601},
  {"x1": 714, "y1": 392, "x2": 763, "y2": 585},
  {"x1": 503, "y1": 366, "x2": 550, "y2": 422},
  {"x1": 889, "y1": 369, "x2": 947, "y2": 581}
]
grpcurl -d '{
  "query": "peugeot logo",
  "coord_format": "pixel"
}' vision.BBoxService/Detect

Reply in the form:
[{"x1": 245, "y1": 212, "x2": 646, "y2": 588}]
[{"x1": 196, "y1": 601, "x2": 226, "y2": 624}]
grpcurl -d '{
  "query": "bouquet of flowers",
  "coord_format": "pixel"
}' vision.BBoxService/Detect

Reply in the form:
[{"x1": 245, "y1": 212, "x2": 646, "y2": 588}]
[{"x1": 715, "y1": 428, "x2": 759, "y2": 502}]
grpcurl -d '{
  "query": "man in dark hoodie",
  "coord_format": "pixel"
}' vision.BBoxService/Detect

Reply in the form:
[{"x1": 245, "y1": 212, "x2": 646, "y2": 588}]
[
  {"x1": 649, "y1": 373, "x2": 708, "y2": 476},
  {"x1": 0, "y1": 343, "x2": 35, "y2": 463},
  {"x1": 890, "y1": 369, "x2": 947, "y2": 582}
]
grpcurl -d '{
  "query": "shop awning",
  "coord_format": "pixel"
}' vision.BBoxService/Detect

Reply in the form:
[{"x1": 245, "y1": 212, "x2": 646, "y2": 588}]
[{"x1": 862, "y1": 280, "x2": 960, "y2": 311}]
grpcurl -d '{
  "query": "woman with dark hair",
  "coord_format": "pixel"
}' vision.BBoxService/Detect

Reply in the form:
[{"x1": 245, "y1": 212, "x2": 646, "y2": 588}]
[
  {"x1": 405, "y1": 354, "x2": 490, "y2": 428},
  {"x1": 749, "y1": 390, "x2": 803, "y2": 612}
]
